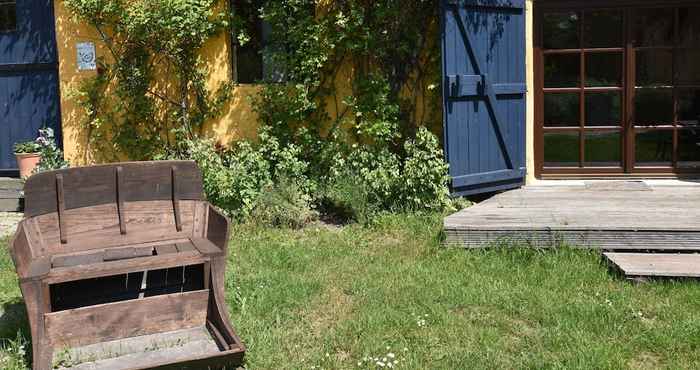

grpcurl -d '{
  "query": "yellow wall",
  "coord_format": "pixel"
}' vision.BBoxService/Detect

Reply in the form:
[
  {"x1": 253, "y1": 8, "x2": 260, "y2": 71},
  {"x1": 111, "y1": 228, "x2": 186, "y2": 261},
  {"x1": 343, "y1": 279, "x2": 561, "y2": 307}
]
[
  {"x1": 525, "y1": 0, "x2": 535, "y2": 184},
  {"x1": 52, "y1": 2, "x2": 481, "y2": 169},
  {"x1": 53, "y1": 1, "x2": 101, "y2": 166},
  {"x1": 53, "y1": 1, "x2": 258, "y2": 166}
]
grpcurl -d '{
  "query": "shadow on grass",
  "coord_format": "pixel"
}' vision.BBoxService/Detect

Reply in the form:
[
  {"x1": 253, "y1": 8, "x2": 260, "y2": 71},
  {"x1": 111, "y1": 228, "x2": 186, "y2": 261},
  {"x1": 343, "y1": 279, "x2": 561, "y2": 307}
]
[
  {"x1": 0, "y1": 299, "x2": 29, "y2": 340},
  {"x1": 0, "y1": 298, "x2": 31, "y2": 366}
]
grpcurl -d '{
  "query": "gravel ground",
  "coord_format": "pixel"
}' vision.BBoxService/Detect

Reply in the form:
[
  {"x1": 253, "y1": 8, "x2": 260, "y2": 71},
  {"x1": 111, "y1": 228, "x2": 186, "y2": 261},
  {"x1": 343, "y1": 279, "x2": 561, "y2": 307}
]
[{"x1": 0, "y1": 212, "x2": 22, "y2": 239}]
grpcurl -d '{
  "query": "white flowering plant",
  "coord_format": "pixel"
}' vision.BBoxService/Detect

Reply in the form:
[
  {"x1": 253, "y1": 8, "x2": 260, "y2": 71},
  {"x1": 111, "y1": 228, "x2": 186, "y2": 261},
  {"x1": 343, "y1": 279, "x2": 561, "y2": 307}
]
[{"x1": 34, "y1": 127, "x2": 70, "y2": 174}]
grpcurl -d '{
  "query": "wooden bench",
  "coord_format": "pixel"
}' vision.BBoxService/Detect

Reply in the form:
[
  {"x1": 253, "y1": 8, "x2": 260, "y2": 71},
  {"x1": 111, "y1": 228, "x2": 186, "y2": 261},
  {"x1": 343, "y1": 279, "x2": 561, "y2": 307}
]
[{"x1": 10, "y1": 161, "x2": 245, "y2": 370}]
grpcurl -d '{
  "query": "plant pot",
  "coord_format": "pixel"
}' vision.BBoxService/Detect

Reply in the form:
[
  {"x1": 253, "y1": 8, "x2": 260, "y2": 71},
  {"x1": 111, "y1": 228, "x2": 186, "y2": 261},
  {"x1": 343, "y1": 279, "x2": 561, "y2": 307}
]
[{"x1": 15, "y1": 153, "x2": 41, "y2": 178}]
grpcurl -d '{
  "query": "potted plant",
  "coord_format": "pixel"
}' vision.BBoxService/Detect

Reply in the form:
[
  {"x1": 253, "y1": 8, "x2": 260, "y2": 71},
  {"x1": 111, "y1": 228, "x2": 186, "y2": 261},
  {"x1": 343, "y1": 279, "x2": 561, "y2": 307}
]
[
  {"x1": 13, "y1": 128, "x2": 69, "y2": 179},
  {"x1": 13, "y1": 140, "x2": 42, "y2": 179}
]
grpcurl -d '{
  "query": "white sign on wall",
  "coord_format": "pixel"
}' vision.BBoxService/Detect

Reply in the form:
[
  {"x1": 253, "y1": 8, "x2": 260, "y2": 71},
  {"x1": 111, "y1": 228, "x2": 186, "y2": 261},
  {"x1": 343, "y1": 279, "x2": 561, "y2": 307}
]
[{"x1": 76, "y1": 42, "x2": 97, "y2": 71}]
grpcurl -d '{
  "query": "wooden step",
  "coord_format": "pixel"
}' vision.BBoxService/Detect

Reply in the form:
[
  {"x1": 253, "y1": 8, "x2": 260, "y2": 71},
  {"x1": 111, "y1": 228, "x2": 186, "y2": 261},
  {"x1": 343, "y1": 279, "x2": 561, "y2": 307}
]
[
  {"x1": 604, "y1": 252, "x2": 700, "y2": 278},
  {"x1": 0, "y1": 189, "x2": 23, "y2": 212},
  {"x1": 0, "y1": 177, "x2": 23, "y2": 190},
  {"x1": 0, "y1": 178, "x2": 24, "y2": 212}
]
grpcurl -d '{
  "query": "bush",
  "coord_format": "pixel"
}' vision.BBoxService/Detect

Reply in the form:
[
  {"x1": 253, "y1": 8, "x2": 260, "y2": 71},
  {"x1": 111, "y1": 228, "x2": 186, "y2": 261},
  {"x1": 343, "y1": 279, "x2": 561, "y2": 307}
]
[
  {"x1": 172, "y1": 122, "x2": 450, "y2": 227},
  {"x1": 251, "y1": 177, "x2": 318, "y2": 228},
  {"x1": 399, "y1": 127, "x2": 451, "y2": 211},
  {"x1": 34, "y1": 128, "x2": 70, "y2": 173},
  {"x1": 324, "y1": 127, "x2": 450, "y2": 221},
  {"x1": 174, "y1": 134, "x2": 319, "y2": 225},
  {"x1": 175, "y1": 138, "x2": 271, "y2": 220},
  {"x1": 319, "y1": 175, "x2": 376, "y2": 224}
]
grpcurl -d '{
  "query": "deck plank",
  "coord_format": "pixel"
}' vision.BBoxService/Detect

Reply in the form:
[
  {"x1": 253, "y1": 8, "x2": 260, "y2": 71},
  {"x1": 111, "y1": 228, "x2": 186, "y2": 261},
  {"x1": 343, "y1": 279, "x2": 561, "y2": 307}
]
[
  {"x1": 444, "y1": 185, "x2": 700, "y2": 249},
  {"x1": 604, "y1": 253, "x2": 700, "y2": 278}
]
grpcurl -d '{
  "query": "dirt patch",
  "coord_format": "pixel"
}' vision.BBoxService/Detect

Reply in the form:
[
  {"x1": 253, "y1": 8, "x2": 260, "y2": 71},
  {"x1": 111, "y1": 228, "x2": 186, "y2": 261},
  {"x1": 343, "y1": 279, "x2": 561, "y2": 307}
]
[
  {"x1": 628, "y1": 352, "x2": 662, "y2": 370},
  {"x1": 307, "y1": 287, "x2": 355, "y2": 337}
]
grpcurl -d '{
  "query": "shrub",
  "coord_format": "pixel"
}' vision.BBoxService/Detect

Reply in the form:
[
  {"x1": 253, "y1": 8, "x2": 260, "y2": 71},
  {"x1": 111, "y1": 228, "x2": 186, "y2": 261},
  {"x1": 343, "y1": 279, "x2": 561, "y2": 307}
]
[
  {"x1": 251, "y1": 177, "x2": 318, "y2": 228},
  {"x1": 175, "y1": 138, "x2": 271, "y2": 220},
  {"x1": 399, "y1": 127, "x2": 451, "y2": 211},
  {"x1": 319, "y1": 175, "x2": 375, "y2": 224},
  {"x1": 175, "y1": 128, "x2": 451, "y2": 226},
  {"x1": 325, "y1": 127, "x2": 450, "y2": 220},
  {"x1": 174, "y1": 134, "x2": 319, "y2": 225},
  {"x1": 34, "y1": 128, "x2": 70, "y2": 173}
]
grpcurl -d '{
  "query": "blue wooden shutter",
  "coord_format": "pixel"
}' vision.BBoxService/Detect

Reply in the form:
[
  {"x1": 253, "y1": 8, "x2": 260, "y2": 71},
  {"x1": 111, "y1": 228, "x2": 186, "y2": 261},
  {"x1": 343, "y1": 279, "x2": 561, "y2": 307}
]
[
  {"x1": 0, "y1": 0, "x2": 61, "y2": 172},
  {"x1": 442, "y1": 0, "x2": 526, "y2": 196}
]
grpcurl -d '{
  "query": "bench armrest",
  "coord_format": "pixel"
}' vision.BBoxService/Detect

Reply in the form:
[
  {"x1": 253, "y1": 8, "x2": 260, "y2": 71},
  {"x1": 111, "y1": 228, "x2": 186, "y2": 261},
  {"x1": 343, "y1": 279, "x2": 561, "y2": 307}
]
[
  {"x1": 206, "y1": 204, "x2": 230, "y2": 253},
  {"x1": 11, "y1": 222, "x2": 50, "y2": 280}
]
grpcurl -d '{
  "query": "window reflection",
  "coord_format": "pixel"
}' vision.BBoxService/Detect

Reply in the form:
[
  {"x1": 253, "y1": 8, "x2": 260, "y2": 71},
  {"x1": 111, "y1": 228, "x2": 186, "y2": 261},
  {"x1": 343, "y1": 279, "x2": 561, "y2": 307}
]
[
  {"x1": 545, "y1": 93, "x2": 580, "y2": 127},
  {"x1": 584, "y1": 11, "x2": 622, "y2": 48},
  {"x1": 679, "y1": 90, "x2": 700, "y2": 127},
  {"x1": 584, "y1": 132, "x2": 621, "y2": 167},
  {"x1": 636, "y1": 131, "x2": 673, "y2": 166},
  {"x1": 544, "y1": 132, "x2": 580, "y2": 167},
  {"x1": 545, "y1": 54, "x2": 580, "y2": 88},
  {"x1": 633, "y1": 8, "x2": 674, "y2": 46},
  {"x1": 544, "y1": 12, "x2": 580, "y2": 49}
]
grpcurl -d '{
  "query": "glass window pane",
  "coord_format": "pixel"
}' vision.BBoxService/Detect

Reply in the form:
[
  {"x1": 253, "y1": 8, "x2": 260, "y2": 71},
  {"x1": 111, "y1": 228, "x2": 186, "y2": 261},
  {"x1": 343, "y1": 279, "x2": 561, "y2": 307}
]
[
  {"x1": 635, "y1": 130, "x2": 673, "y2": 166},
  {"x1": 545, "y1": 93, "x2": 579, "y2": 127},
  {"x1": 678, "y1": 129, "x2": 700, "y2": 168},
  {"x1": 543, "y1": 12, "x2": 579, "y2": 49},
  {"x1": 585, "y1": 53, "x2": 622, "y2": 87},
  {"x1": 675, "y1": 50, "x2": 700, "y2": 86},
  {"x1": 585, "y1": 92, "x2": 621, "y2": 126},
  {"x1": 679, "y1": 7, "x2": 700, "y2": 47},
  {"x1": 636, "y1": 50, "x2": 673, "y2": 87},
  {"x1": 544, "y1": 132, "x2": 580, "y2": 167},
  {"x1": 633, "y1": 8, "x2": 674, "y2": 47},
  {"x1": 634, "y1": 89, "x2": 673, "y2": 125},
  {"x1": 233, "y1": 0, "x2": 265, "y2": 84},
  {"x1": 583, "y1": 11, "x2": 622, "y2": 48},
  {"x1": 678, "y1": 89, "x2": 700, "y2": 128},
  {"x1": 545, "y1": 54, "x2": 580, "y2": 88},
  {"x1": 584, "y1": 131, "x2": 621, "y2": 167},
  {"x1": 0, "y1": 2, "x2": 17, "y2": 32}
]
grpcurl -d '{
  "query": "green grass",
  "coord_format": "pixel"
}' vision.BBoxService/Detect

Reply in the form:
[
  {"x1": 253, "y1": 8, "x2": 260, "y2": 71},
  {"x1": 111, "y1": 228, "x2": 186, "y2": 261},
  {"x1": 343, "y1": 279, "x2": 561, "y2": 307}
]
[{"x1": 3, "y1": 213, "x2": 700, "y2": 369}]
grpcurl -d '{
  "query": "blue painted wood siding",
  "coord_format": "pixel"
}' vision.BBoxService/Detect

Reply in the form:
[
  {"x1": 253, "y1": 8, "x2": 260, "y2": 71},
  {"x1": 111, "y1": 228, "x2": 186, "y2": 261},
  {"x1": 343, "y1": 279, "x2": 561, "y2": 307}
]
[
  {"x1": 0, "y1": 0, "x2": 61, "y2": 171},
  {"x1": 442, "y1": 0, "x2": 527, "y2": 195}
]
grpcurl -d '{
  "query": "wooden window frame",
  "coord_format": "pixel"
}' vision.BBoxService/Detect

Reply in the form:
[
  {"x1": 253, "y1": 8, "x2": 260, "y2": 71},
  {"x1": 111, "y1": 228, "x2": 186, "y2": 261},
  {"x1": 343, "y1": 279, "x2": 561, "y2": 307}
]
[{"x1": 534, "y1": 0, "x2": 700, "y2": 179}]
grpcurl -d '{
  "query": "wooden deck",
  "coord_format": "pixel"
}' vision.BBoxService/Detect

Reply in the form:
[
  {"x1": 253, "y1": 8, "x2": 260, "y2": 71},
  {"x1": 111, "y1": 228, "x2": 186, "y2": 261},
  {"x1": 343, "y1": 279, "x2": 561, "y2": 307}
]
[
  {"x1": 604, "y1": 252, "x2": 700, "y2": 279},
  {"x1": 444, "y1": 182, "x2": 700, "y2": 250}
]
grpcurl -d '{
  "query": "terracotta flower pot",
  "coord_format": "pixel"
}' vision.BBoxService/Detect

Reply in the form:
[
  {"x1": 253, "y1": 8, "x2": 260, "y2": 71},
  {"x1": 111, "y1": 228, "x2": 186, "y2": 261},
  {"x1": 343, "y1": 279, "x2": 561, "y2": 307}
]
[{"x1": 15, "y1": 153, "x2": 41, "y2": 179}]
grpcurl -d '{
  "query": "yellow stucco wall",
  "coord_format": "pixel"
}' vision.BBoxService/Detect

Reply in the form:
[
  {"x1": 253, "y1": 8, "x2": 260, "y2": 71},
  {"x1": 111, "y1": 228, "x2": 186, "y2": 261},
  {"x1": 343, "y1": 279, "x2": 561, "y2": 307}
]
[
  {"x1": 53, "y1": 1, "x2": 101, "y2": 166},
  {"x1": 525, "y1": 0, "x2": 535, "y2": 184},
  {"x1": 53, "y1": 1, "x2": 258, "y2": 166}
]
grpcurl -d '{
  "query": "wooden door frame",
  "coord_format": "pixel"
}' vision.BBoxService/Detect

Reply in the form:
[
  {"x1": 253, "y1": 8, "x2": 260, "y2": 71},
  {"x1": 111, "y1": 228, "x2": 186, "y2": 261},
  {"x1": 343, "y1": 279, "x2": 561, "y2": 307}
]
[{"x1": 534, "y1": 0, "x2": 700, "y2": 179}]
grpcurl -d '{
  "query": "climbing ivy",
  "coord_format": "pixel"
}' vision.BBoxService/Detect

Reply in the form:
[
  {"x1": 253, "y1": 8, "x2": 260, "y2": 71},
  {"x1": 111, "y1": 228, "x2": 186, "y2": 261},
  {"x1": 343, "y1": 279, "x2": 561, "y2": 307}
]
[
  {"x1": 251, "y1": 0, "x2": 442, "y2": 156},
  {"x1": 63, "y1": 0, "x2": 452, "y2": 221},
  {"x1": 64, "y1": 0, "x2": 232, "y2": 161},
  {"x1": 246, "y1": 0, "x2": 451, "y2": 218}
]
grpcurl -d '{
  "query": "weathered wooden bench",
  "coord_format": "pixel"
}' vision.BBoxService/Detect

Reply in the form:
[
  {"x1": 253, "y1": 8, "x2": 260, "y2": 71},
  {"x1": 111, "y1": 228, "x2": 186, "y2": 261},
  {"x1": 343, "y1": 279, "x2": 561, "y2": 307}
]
[{"x1": 10, "y1": 161, "x2": 245, "y2": 370}]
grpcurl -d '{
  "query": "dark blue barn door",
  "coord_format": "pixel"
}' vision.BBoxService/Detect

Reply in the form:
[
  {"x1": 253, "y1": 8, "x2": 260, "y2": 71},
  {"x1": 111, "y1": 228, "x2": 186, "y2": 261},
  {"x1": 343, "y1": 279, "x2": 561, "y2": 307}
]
[
  {"x1": 442, "y1": 0, "x2": 526, "y2": 196},
  {"x1": 0, "y1": 0, "x2": 61, "y2": 174}
]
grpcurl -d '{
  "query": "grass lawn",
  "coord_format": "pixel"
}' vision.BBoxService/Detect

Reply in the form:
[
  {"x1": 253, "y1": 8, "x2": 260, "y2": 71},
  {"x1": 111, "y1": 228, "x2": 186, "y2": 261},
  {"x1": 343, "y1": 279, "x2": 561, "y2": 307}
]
[{"x1": 2, "y1": 213, "x2": 700, "y2": 369}]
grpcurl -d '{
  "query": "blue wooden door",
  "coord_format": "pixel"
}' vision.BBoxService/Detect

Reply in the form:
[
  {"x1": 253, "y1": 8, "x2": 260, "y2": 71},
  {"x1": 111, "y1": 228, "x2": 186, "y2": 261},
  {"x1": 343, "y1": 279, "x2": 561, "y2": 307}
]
[
  {"x1": 442, "y1": 0, "x2": 526, "y2": 196},
  {"x1": 0, "y1": 0, "x2": 61, "y2": 173}
]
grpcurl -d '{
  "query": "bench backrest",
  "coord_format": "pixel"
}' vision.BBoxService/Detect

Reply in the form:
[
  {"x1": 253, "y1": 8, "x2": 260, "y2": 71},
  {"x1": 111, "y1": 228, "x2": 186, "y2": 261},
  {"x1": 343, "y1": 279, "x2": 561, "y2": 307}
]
[{"x1": 22, "y1": 161, "x2": 206, "y2": 255}]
